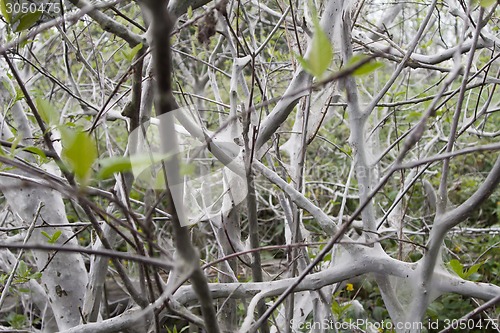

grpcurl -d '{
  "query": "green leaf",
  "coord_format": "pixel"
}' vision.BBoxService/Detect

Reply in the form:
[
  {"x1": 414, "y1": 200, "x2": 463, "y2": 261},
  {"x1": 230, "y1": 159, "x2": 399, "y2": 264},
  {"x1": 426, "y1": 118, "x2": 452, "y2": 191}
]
[
  {"x1": 22, "y1": 146, "x2": 48, "y2": 162},
  {"x1": 464, "y1": 262, "x2": 482, "y2": 279},
  {"x1": 353, "y1": 60, "x2": 384, "y2": 76},
  {"x1": 407, "y1": 111, "x2": 422, "y2": 121},
  {"x1": 17, "y1": 260, "x2": 28, "y2": 277},
  {"x1": 331, "y1": 300, "x2": 351, "y2": 318},
  {"x1": 7, "y1": 313, "x2": 26, "y2": 329},
  {"x1": 341, "y1": 303, "x2": 352, "y2": 313},
  {"x1": 448, "y1": 259, "x2": 465, "y2": 278},
  {"x1": 50, "y1": 230, "x2": 62, "y2": 244},
  {"x1": 480, "y1": 0, "x2": 496, "y2": 7},
  {"x1": 294, "y1": 1, "x2": 333, "y2": 79},
  {"x1": 41, "y1": 230, "x2": 62, "y2": 244},
  {"x1": 19, "y1": 38, "x2": 34, "y2": 48},
  {"x1": 346, "y1": 54, "x2": 366, "y2": 66},
  {"x1": 346, "y1": 54, "x2": 384, "y2": 76},
  {"x1": 9, "y1": 135, "x2": 21, "y2": 156},
  {"x1": 13, "y1": 11, "x2": 42, "y2": 32},
  {"x1": 126, "y1": 152, "x2": 175, "y2": 189},
  {"x1": 331, "y1": 301, "x2": 341, "y2": 316},
  {"x1": 448, "y1": 260, "x2": 483, "y2": 280},
  {"x1": 295, "y1": 53, "x2": 314, "y2": 75},
  {"x1": 308, "y1": 19, "x2": 333, "y2": 78},
  {"x1": 0, "y1": 0, "x2": 11, "y2": 23},
  {"x1": 122, "y1": 43, "x2": 143, "y2": 62},
  {"x1": 35, "y1": 97, "x2": 58, "y2": 126},
  {"x1": 152, "y1": 169, "x2": 166, "y2": 189},
  {"x1": 61, "y1": 128, "x2": 97, "y2": 184},
  {"x1": 96, "y1": 156, "x2": 132, "y2": 179},
  {"x1": 14, "y1": 86, "x2": 24, "y2": 102}
]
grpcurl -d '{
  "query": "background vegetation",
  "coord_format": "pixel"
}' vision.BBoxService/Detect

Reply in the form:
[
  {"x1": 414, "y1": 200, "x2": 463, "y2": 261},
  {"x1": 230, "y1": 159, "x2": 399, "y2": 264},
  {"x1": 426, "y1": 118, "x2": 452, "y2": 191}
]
[{"x1": 0, "y1": 0, "x2": 499, "y2": 332}]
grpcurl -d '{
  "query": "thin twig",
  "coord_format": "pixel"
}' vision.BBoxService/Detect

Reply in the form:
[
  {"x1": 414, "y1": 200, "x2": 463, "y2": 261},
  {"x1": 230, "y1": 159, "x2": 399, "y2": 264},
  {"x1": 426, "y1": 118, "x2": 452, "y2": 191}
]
[{"x1": 0, "y1": 203, "x2": 43, "y2": 310}]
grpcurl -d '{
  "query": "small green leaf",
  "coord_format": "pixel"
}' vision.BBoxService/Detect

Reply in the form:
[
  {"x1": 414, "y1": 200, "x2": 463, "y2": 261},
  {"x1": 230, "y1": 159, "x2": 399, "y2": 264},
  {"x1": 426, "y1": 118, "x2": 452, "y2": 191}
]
[
  {"x1": 294, "y1": 1, "x2": 333, "y2": 79},
  {"x1": 17, "y1": 260, "x2": 28, "y2": 277},
  {"x1": 353, "y1": 60, "x2": 384, "y2": 76},
  {"x1": 0, "y1": 0, "x2": 11, "y2": 23},
  {"x1": 448, "y1": 259, "x2": 465, "y2": 278},
  {"x1": 50, "y1": 230, "x2": 62, "y2": 244},
  {"x1": 61, "y1": 128, "x2": 97, "y2": 184},
  {"x1": 7, "y1": 313, "x2": 27, "y2": 329},
  {"x1": 331, "y1": 301, "x2": 341, "y2": 316},
  {"x1": 15, "y1": 87, "x2": 24, "y2": 102},
  {"x1": 129, "y1": 43, "x2": 143, "y2": 59},
  {"x1": 331, "y1": 300, "x2": 351, "y2": 318},
  {"x1": 308, "y1": 18, "x2": 333, "y2": 78},
  {"x1": 22, "y1": 146, "x2": 48, "y2": 162},
  {"x1": 346, "y1": 54, "x2": 366, "y2": 66},
  {"x1": 407, "y1": 111, "x2": 422, "y2": 121},
  {"x1": 464, "y1": 262, "x2": 482, "y2": 279},
  {"x1": 130, "y1": 153, "x2": 172, "y2": 172},
  {"x1": 341, "y1": 303, "x2": 352, "y2": 313},
  {"x1": 19, "y1": 38, "x2": 34, "y2": 48},
  {"x1": 346, "y1": 54, "x2": 384, "y2": 76},
  {"x1": 41, "y1": 230, "x2": 62, "y2": 244},
  {"x1": 13, "y1": 11, "x2": 42, "y2": 32},
  {"x1": 35, "y1": 97, "x2": 58, "y2": 126},
  {"x1": 187, "y1": 5, "x2": 193, "y2": 18},
  {"x1": 480, "y1": 0, "x2": 496, "y2": 7},
  {"x1": 295, "y1": 53, "x2": 314, "y2": 75},
  {"x1": 123, "y1": 43, "x2": 143, "y2": 62},
  {"x1": 8, "y1": 135, "x2": 21, "y2": 156},
  {"x1": 96, "y1": 156, "x2": 132, "y2": 179},
  {"x1": 152, "y1": 169, "x2": 166, "y2": 188}
]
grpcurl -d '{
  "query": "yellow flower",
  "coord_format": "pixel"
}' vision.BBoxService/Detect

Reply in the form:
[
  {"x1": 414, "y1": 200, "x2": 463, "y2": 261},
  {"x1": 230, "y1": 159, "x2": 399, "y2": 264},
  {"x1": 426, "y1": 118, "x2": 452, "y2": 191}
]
[{"x1": 346, "y1": 283, "x2": 354, "y2": 291}]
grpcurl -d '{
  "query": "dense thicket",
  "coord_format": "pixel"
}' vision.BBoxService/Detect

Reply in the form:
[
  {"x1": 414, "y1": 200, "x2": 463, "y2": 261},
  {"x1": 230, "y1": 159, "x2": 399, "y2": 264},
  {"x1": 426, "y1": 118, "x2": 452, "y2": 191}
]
[{"x1": 0, "y1": 0, "x2": 499, "y2": 332}]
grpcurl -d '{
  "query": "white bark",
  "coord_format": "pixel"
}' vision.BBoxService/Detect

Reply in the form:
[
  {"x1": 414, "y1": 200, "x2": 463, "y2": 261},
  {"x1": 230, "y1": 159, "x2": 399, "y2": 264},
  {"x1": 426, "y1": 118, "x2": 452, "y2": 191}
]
[
  {"x1": 255, "y1": 0, "x2": 346, "y2": 151},
  {"x1": 0, "y1": 73, "x2": 87, "y2": 330},
  {"x1": 56, "y1": 243, "x2": 500, "y2": 333}
]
